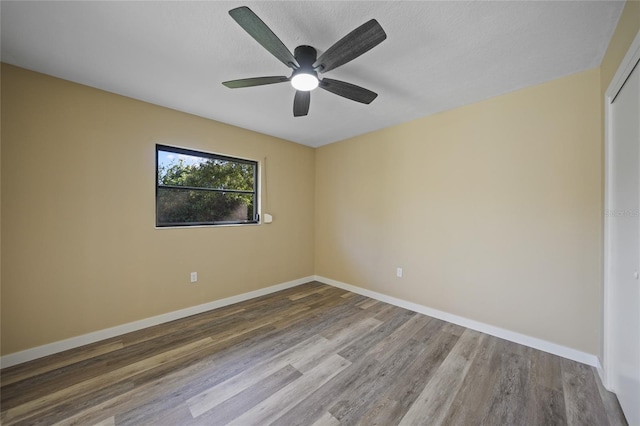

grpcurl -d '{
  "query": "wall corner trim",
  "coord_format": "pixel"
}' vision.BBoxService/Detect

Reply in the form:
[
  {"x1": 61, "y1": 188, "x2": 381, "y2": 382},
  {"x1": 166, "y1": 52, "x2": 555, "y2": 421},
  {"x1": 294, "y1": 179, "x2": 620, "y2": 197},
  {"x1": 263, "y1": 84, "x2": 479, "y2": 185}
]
[
  {"x1": 0, "y1": 276, "x2": 313, "y2": 369},
  {"x1": 314, "y1": 275, "x2": 600, "y2": 367}
]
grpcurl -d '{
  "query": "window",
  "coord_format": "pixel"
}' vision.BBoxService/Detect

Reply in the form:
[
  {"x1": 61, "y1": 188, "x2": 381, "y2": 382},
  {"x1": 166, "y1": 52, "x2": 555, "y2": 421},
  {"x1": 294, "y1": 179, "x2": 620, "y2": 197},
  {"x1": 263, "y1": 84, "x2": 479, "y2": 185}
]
[{"x1": 156, "y1": 145, "x2": 258, "y2": 227}]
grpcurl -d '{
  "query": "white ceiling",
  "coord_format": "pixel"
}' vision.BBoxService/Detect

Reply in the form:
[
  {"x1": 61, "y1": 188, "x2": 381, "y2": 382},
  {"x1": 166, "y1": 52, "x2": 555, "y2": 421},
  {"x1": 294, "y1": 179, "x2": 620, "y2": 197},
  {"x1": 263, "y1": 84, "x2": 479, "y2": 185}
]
[{"x1": 1, "y1": 1, "x2": 624, "y2": 147}]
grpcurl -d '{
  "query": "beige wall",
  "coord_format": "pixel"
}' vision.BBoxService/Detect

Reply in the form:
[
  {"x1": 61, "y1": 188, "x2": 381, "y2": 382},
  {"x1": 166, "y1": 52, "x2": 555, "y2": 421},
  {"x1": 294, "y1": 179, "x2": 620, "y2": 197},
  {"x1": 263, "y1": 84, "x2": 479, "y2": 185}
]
[
  {"x1": 316, "y1": 68, "x2": 602, "y2": 354},
  {"x1": 1, "y1": 64, "x2": 315, "y2": 355}
]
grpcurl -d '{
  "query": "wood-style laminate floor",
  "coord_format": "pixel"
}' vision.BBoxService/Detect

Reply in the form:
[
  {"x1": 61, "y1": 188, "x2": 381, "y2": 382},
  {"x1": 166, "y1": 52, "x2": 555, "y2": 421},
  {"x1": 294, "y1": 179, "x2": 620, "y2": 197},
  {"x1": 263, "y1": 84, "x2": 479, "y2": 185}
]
[{"x1": 0, "y1": 282, "x2": 628, "y2": 426}]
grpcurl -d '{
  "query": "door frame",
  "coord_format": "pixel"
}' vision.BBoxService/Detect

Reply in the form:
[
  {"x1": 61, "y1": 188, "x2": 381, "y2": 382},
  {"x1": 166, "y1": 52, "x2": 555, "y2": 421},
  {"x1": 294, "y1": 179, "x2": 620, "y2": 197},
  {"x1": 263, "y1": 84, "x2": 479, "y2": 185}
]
[{"x1": 603, "y1": 28, "x2": 640, "y2": 391}]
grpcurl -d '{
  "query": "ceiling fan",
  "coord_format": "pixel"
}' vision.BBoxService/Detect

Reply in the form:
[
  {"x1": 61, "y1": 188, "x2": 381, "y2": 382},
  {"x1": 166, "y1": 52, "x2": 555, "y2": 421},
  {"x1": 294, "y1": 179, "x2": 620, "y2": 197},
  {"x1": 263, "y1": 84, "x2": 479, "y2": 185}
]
[{"x1": 222, "y1": 6, "x2": 387, "y2": 117}]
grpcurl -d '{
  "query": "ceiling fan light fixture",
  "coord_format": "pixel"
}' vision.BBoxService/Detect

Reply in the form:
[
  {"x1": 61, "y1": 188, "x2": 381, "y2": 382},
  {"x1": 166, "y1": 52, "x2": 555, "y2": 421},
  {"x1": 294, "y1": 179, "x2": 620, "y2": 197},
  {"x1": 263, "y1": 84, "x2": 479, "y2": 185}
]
[
  {"x1": 225, "y1": 8, "x2": 386, "y2": 116},
  {"x1": 291, "y1": 72, "x2": 319, "y2": 91}
]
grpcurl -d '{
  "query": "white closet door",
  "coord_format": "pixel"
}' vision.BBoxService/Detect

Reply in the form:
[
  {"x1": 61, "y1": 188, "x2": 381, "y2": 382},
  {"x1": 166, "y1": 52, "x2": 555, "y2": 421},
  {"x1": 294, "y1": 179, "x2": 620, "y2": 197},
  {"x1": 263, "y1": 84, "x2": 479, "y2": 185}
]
[{"x1": 609, "y1": 61, "x2": 640, "y2": 425}]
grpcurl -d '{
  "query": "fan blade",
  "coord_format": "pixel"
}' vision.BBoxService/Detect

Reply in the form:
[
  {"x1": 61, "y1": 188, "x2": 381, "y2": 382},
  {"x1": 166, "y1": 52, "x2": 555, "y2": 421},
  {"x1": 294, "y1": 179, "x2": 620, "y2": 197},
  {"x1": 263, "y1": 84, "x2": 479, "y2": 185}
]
[
  {"x1": 314, "y1": 19, "x2": 386, "y2": 73},
  {"x1": 293, "y1": 91, "x2": 310, "y2": 117},
  {"x1": 319, "y1": 78, "x2": 378, "y2": 104},
  {"x1": 223, "y1": 76, "x2": 289, "y2": 88},
  {"x1": 229, "y1": 7, "x2": 298, "y2": 69}
]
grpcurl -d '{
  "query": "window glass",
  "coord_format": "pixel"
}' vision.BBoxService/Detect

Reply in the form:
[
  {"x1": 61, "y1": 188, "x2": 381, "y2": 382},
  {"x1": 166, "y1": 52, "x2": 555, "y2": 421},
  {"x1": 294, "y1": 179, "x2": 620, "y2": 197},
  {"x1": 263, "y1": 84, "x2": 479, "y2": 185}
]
[{"x1": 156, "y1": 145, "x2": 258, "y2": 226}]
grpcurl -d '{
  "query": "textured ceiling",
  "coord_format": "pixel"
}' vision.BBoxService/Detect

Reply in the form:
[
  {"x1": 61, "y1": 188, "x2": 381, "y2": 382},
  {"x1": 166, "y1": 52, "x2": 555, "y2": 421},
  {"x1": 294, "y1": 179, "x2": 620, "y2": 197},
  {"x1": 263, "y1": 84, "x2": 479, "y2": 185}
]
[{"x1": 1, "y1": 1, "x2": 624, "y2": 147}]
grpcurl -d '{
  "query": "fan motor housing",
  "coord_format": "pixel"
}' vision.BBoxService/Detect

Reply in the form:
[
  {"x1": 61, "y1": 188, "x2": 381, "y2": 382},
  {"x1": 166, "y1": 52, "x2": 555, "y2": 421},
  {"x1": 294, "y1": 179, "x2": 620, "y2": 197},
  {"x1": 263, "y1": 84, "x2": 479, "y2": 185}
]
[{"x1": 294, "y1": 45, "x2": 317, "y2": 68}]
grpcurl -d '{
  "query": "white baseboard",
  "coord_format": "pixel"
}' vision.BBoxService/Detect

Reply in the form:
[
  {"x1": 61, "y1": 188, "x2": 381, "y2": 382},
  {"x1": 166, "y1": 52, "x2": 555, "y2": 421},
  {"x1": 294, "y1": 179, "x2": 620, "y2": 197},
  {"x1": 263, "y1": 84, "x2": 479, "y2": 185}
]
[
  {"x1": 2, "y1": 274, "x2": 600, "y2": 370},
  {"x1": 596, "y1": 359, "x2": 610, "y2": 391},
  {"x1": 0, "y1": 276, "x2": 313, "y2": 369},
  {"x1": 314, "y1": 275, "x2": 600, "y2": 367}
]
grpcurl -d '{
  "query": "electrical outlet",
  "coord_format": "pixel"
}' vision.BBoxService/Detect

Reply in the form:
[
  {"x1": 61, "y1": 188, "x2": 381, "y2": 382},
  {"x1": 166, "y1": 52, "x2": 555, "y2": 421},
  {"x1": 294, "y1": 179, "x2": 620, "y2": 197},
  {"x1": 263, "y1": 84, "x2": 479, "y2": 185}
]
[
  {"x1": 190, "y1": 272, "x2": 198, "y2": 283},
  {"x1": 396, "y1": 267, "x2": 403, "y2": 278}
]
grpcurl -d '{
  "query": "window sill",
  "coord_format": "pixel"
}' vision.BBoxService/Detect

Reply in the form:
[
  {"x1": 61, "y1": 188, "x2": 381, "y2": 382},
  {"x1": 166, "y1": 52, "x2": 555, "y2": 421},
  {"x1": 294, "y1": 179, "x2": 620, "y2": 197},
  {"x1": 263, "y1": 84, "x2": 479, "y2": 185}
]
[{"x1": 155, "y1": 222, "x2": 262, "y2": 229}]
